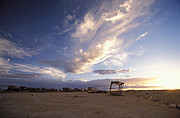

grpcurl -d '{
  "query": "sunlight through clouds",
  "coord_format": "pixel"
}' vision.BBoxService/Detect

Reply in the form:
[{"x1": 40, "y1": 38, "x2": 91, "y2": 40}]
[
  {"x1": 41, "y1": 38, "x2": 117, "y2": 74},
  {"x1": 2, "y1": 0, "x2": 179, "y2": 90},
  {"x1": 41, "y1": 0, "x2": 155, "y2": 75}
]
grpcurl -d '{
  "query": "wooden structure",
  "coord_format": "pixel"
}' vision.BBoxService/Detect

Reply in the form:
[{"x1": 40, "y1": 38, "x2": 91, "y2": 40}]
[{"x1": 110, "y1": 81, "x2": 124, "y2": 95}]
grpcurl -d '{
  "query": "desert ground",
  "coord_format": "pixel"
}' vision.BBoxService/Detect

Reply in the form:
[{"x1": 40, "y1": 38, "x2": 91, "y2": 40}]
[{"x1": 0, "y1": 90, "x2": 180, "y2": 118}]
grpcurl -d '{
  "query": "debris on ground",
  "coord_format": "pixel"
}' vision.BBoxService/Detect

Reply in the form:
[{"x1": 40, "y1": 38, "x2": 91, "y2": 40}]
[{"x1": 153, "y1": 97, "x2": 159, "y2": 102}]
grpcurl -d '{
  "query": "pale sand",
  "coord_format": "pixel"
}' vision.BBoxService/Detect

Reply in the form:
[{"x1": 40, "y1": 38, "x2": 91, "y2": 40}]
[{"x1": 0, "y1": 90, "x2": 180, "y2": 118}]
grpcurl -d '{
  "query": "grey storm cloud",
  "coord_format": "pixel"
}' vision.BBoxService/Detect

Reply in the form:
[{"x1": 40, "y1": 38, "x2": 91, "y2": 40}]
[{"x1": 93, "y1": 68, "x2": 132, "y2": 75}]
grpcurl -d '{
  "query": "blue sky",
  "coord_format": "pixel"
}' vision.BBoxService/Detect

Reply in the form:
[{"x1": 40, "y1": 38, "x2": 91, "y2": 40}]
[{"x1": 0, "y1": 0, "x2": 180, "y2": 89}]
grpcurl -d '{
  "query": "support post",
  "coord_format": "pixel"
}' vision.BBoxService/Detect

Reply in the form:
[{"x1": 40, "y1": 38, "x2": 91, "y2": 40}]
[{"x1": 109, "y1": 81, "x2": 124, "y2": 96}]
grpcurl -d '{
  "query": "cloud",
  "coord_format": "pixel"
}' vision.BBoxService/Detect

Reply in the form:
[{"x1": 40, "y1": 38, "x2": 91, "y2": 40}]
[
  {"x1": 72, "y1": 13, "x2": 95, "y2": 41},
  {"x1": 64, "y1": 15, "x2": 75, "y2": 24},
  {"x1": 0, "y1": 73, "x2": 40, "y2": 79},
  {"x1": 44, "y1": 0, "x2": 154, "y2": 74},
  {"x1": 59, "y1": 14, "x2": 77, "y2": 35},
  {"x1": 12, "y1": 63, "x2": 66, "y2": 79},
  {"x1": 0, "y1": 57, "x2": 66, "y2": 79},
  {"x1": 102, "y1": 0, "x2": 133, "y2": 23},
  {"x1": 93, "y1": 67, "x2": 132, "y2": 75},
  {"x1": 41, "y1": 38, "x2": 117, "y2": 74},
  {"x1": 0, "y1": 38, "x2": 34, "y2": 58},
  {"x1": 119, "y1": 0, "x2": 133, "y2": 12},
  {"x1": 59, "y1": 5, "x2": 80, "y2": 35},
  {"x1": 78, "y1": 78, "x2": 88, "y2": 82},
  {"x1": 136, "y1": 32, "x2": 148, "y2": 41},
  {"x1": 0, "y1": 38, "x2": 66, "y2": 79},
  {"x1": 85, "y1": 77, "x2": 157, "y2": 89},
  {"x1": 102, "y1": 52, "x2": 131, "y2": 67},
  {"x1": 102, "y1": 11, "x2": 125, "y2": 23},
  {"x1": 0, "y1": 57, "x2": 12, "y2": 74},
  {"x1": 0, "y1": 77, "x2": 157, "y2": 90}
]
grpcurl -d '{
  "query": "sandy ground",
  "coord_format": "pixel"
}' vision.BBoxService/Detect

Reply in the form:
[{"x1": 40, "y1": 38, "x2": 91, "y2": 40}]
[{"x1": 0, "y1": 90, "x2": 180, "y2": 118}]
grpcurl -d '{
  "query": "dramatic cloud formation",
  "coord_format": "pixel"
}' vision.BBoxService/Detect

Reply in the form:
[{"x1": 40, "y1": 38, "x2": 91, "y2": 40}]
[
  {"x1": 136, "y1": 32, "x2": 148, "y2": 41},
  {"x1": 1, "y1": 0, "x2": 179, "y2": 90},
  {"x1": 41, "y1": 38, "x2": 117, "y2": 73},
  {"x1": 42, "y1": 0, "x2": 154, "y2": 74},
  {"x1": 93, "y1": 68, "x2": 132, "y2": 75}
]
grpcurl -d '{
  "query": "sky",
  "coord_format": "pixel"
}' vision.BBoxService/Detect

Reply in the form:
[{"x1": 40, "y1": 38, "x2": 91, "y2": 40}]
[{"x1": 0, "y1": 0, "x2": 180, "y2": 90}]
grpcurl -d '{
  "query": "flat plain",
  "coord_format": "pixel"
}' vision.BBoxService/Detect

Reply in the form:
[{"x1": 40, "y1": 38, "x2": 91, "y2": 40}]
[{"x1": 0, "y1": 90, "x2": 180, "y2": 118}]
